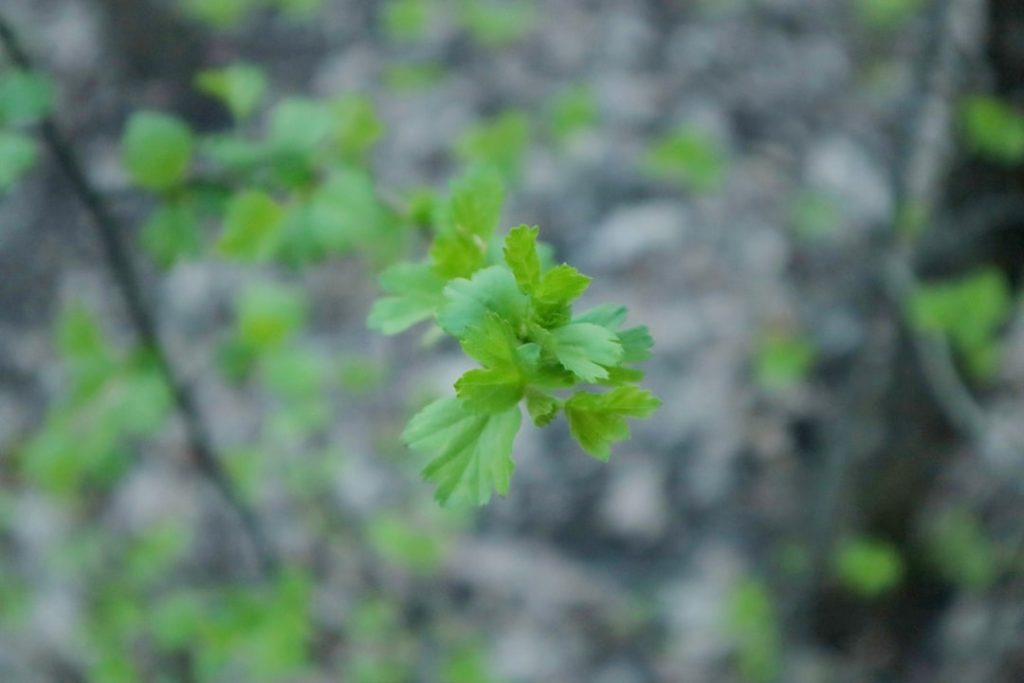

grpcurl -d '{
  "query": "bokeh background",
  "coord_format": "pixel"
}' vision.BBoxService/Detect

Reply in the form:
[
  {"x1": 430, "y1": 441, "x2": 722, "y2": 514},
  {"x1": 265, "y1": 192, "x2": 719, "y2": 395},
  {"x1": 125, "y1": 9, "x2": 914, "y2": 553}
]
[{"x1": 1, "y1": 0, "x2": 1023, "y2": 681}]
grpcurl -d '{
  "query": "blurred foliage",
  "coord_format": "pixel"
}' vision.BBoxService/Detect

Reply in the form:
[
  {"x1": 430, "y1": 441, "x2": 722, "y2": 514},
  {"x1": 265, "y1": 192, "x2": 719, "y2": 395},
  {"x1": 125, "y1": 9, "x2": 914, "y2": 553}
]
[
  {"x1": 789, "y1": 190, "x2": 841, "y2": 241},
  {"x1": 196, "y1": 64, "x2": 268, "y2": 121},
  {"x1": 456, "y1": 110, "x2": 531, "y2": 182},
  {"x1": 0, "y1": 66, "x2": 53, "y2": 192},
  {"x1": 754, "y1": 329, "x2": 816, "y2": 390},
  {"x1": 180, "y1": 0, "x2": 322, "y2": 27},
  {"x1": 834, "y1": 536, "x2": 904, "y2": 598},
  {"x1": 960, "y1": 95, "x2": 1024, "y2": 165},
  {"x1": 456, "y1": 0, "x2": 537, "y2": 48},
  {"x1": 855, "y1": 0, "x2": 925, "y2": 29},
  {"x1": 383, "y1": 62, "x2": 448, "y2": 90},
  {"x1": 547, "y1": 84, "x2": 599, "y2": 143},
  {"x1": 925, "y1": 507, "x2": 998, "y2": 591},
  {"x1": 910, "y1": 268, "x2": 1013, "y2": 379},
  {"x1": 19, "y1": 306, "x2": 172, "y2": 497},
  {"x1": 644, "y1": 125, "x2": 728, "y2": 193},
  {"x1": 725, "y1": 578, "x2": 781, "y2": 683}
]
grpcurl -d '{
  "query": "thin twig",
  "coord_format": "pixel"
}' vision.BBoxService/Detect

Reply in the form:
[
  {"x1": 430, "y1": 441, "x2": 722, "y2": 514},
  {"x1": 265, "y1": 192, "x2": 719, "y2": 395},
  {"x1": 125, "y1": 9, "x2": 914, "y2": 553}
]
[{"x1": 0, "y1": 12, "x2": 278, "y2": 576}]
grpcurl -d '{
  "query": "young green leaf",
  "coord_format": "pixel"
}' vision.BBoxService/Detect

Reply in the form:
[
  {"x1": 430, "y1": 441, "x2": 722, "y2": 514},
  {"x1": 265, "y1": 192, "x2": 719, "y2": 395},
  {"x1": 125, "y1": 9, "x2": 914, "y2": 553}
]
[
  {"x1": 565, "y1": 387, "x2": 661, "y2": 460},
  {"x1": 546, "y1": 322, "x2": 623, "y2": 382},
  {"x1": 525, "y1": 391, "x2": 560, "y2": 427},
  {"x1": 458, "y1": 313, "x2": 520, "y2": 367},
  {"x1": 403, "y1": 398, "x2": 522, "y2": 506},
  {"x1": 454, "y1": 367, "x2": 523, "y2": 413},
  {"x1": 367, "y1": 262, "x2": 446, "y2": 335},
  {"x1": 121, "y1": 112, "x2": 194, "y2": 191},
  {"x1": 503, "y1": 225, "x2": 541, "y2": 291},
  {"x1": 437, "y1": 266, "x2": 530, "y2": 337},
  {"x1": 618, "y1": 325, "x2": 654, "y2": 363}
]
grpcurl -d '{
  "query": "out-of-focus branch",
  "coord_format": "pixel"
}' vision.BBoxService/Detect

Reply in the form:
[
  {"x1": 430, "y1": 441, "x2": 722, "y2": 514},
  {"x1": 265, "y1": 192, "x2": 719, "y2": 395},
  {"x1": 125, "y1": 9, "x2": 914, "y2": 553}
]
[{"x1": 0, "y1": 11, "x2": 278, "y2": 576}]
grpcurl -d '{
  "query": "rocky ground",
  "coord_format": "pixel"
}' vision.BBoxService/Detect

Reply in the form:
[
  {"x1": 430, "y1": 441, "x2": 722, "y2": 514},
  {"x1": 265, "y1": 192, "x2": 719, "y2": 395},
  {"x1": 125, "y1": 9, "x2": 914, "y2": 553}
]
[{"x1": 1, "y1": 0, "x2": 1022, "y2": 682}]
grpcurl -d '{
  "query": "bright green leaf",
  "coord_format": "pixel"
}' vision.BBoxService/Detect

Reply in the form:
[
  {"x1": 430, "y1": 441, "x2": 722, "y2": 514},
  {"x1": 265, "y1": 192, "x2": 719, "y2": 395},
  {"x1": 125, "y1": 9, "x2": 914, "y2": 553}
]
[
  {"x1": 503, "y1": 225, "x2": 541, "y2": 291},
  {"x1": 368, "y1": 262, "x2": 446, "y2": 335},
  {"x1": 547, "y1": 322, "x2": 623, "y2": 382},
  {"x1": 454, "y1": 367, "x2": 523, "y2": 413},
  {"x1": 437, "y1": 266, "x2": 530, "y2": 338},
  {"x1": 565, "y1": 387, "x2": 661, "y2": 460},
  {"x1": 404, "y1": 398, "x2": 522, "y2": 506}
]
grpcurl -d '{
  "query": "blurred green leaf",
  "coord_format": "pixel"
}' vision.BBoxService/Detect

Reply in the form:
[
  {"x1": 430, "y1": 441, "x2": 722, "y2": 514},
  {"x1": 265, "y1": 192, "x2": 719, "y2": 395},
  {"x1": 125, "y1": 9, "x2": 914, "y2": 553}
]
[
  {"x1": 456, "y1": 111, "x2": 530, "y2": 181},
  {"x1": 383, "y1": 0, "x2": 433, "y2": 42},
  {"x1": 236, "y1": 283, "x2": 308, "y2": 350},
  {"x1": 382, "y1": 63, "x2": 447, "y2": 90},
  {"x1": 645, "y1": 126, "x2": 728, "y2": 193},
  {"x1": 725, "y1": 578, "x2": 781, "y2": 683},
  {"x1": 790, "y1": 190, "x2": 840, "y2": 240},
  {"x1": 961, "y1": 95, "x2": 1024, "y2": 165},
  {"x1": 926, "y1": 508, "x2": 998, "y2": 591},
  {"x1": 458, "y1": 0, "x2": 536, "y2": 47},
  {"x1": 141, "y1": 200, "x2": 202, "y2": 268},
  {"x1": 910, "y1": 268, "x2": 1012, "y2": 378},
  {"x1": 332, "y1": 95, "x2": 384, "y2": 164},
  {"x1": 856, "y1": 0, "x2": 926, "y2": 29},
  {"x1": 368, "y1": 513, "x2": 447, "y2": 573},
  {"x1": 0, "y1": 130, "x2": 38, "y2": 192},
  {"x1": 195, "y1": 63, "x2": 267, "y2": 121},
  {"x1": 0, "y1": 69, "x2": 54, "y2": 126},
  {"x1": 121, "y1": 112, "x2": 194, "y2": 191},
  {"x1": 217, "y1": 189, "x2": 284, "y2": 259},
  {"x1": 834, "y1": 537, "x2": 904, "y2": 598},
  {"x1": 754, "y1": 331, "x2": 816, "y2": 390},
  {"x1": 548, "y1": 85, "x2": 598, "y2": 142},
  {"x1": 181, "y1": 0, "x2": 253, "y2": 27}
]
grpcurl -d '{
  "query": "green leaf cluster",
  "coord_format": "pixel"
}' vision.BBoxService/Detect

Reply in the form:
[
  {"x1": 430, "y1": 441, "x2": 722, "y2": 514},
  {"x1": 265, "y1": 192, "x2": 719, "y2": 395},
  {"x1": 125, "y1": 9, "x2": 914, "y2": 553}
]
[
  {"x1": 19, "y1": 306, "x2": 172, "y2": 496},
  {"x1": 120, "y1": 74, "x2": 400, "y2": 268},
  {"x1": 370, "y1": 175, "x2": 660, "y2": 506}
]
